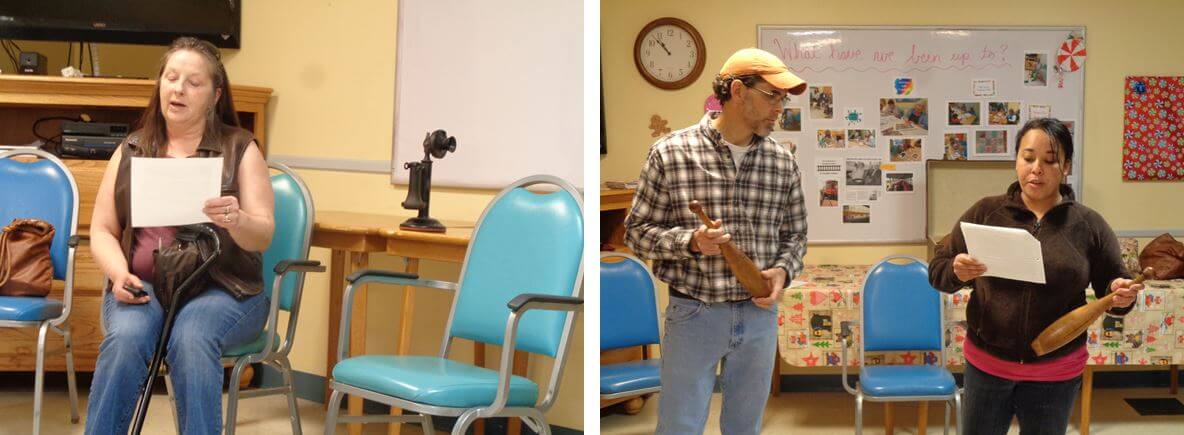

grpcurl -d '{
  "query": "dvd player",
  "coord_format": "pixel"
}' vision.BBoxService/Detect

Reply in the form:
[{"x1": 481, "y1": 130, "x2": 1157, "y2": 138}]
[
  {"x1": 61, "y1": 135, "x2": 122, "y2": 159},
  {"x1": 61, "y1": 121, "x2": 130, "y2": 137}
]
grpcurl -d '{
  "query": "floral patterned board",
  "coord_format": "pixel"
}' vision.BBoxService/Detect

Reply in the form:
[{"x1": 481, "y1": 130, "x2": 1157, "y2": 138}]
[
  {"x1": 778, "y1": 264, "x2": 1184, "y2": 367},
  {"x1": 1122, "y1": 76, "x2": 1184, "y2": 181}
]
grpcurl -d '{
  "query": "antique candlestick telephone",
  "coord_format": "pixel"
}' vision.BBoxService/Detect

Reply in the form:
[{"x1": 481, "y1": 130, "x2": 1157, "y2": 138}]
[{"x1": 400, "y1": 129, "x2": 456, "y2": 232}]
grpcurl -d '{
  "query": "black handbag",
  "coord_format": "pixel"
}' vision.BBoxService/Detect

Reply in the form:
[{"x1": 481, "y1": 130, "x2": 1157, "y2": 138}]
[{"x1": 151, "y1": 224, "x2": 221, "y2": 312}]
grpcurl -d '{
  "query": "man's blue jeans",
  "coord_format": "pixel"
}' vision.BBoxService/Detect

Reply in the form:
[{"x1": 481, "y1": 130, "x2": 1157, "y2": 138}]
[
  {"x1": 655, "y1": 296, "x2": 778, "y2": 435},
  {"x1": 85, "y1": 282, "x2": 270, "y2": 435},
  {"x1": 962, "y1": 360, "x2": 1082, "y2": 435}
]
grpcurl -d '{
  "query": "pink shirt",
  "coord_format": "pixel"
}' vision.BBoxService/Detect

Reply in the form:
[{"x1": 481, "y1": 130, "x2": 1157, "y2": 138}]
[
  {"x1": 130, "y1": 226, "x2": 178, "y2": 282},
  {"x1": 964, "y1": 338, "x2": 1087, "y2": 382}
]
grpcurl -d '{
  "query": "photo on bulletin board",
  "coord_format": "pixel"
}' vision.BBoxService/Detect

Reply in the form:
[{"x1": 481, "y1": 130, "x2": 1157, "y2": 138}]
[
  {"x1": 847, "y1": 129, "x2": 875, "y2": 148},
  {"x1": 974, "y1": 130, "x2": 1010, "y2": 157},
  {"x1": 947, "y1": 102, "x2": 981, "y2": 126},
  {"x1": 810, "y1": 85, "x2": 834, "y2": 119},
  {"x1": 845, "y1": 158, "x2": 883, "y2": 186},
  {"x1": 1024, "y1": 52, "x2": 1049, "y2": 87},
  {"x1": 819, "y1": 179, "x2": 840, "y2": 207},
  {"x1": 1029, "y1": 104, "x2": 1052, "y2": 121},
  {"x1": 779, "y1": 107, "x2": 803, "y2": 131},
  {"x1": 879, "y1": 98, "x2": 929, "y2": 136},
  {"x1": 885, "y1": 172, "x2": 915, "y2": 193},
  {"x1": 943, "y1": 133, "x2": 968, "y2": 160},
  {"x1": 889, "y1": 138, "x2": 923, "y2": 162},
  {"x1": 817, "y1": 129, "x2": 846, "y2": 149},
  {"x1": 843, "y1": 204, "x2": 871, "y2": 224},
  {"x1": 988, "y1": 101, "x2": 1022, "y2": 125}
]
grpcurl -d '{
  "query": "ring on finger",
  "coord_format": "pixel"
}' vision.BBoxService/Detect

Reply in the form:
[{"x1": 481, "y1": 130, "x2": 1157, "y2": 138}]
[{"x1": 223, "y1": 213, "x2": 232, "y2": 223}]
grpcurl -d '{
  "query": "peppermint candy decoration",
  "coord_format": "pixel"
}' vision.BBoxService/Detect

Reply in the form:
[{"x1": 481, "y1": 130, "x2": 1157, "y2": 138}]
[{"x1": 1057, "y1": 37, "x2": 1086, "y2": 72}]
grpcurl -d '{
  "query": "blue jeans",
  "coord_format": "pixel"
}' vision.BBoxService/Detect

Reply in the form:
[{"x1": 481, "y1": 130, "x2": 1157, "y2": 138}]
[
  {"x1": 962, "y1": 361, "x2": 1081, "y2": 435},
  {"x1": 85, "y1": 282, "x2": 269, "y2": 435},
  {"x1": 656, "y1": 296, "x2": 778, "y2": 435}
]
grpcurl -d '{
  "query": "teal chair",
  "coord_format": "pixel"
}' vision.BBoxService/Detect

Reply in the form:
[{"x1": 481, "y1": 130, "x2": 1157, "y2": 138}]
[
  {"x1": 162, "y1": 162, "x2": 324, "y2": 435},
  {"x1": 0, "y1": 149, "x2": 81, "y2": 435},
  {"x1": 599, "y1": 253, "x2": 661, "y2": 402},
  {"x1": 841, "y1": 255, "x2": 961, "y2": 435},
  {"x1": 324, "y1": 175, "x2": 583, "y2": 435}
]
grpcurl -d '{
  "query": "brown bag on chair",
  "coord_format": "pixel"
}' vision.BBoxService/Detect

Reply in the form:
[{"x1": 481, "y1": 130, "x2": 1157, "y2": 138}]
[
  {"x1": 152, "y1": 224, "x2": 218, "y2": 312},
  {"x1": 0, "y1": 218, "x2": 55, "y2": 297},
  {"x1": 1139, "y1": 233, "x2": 1184, "y2": 280}
]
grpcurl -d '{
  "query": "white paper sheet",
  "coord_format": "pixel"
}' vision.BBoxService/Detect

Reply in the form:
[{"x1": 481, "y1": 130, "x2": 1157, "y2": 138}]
[
  {"x1": 960, "y1": 222, "x2": 1046, "y2": 284},
  {"x1": 130, "y1": 157, "x2": 223, "y2": 227}
]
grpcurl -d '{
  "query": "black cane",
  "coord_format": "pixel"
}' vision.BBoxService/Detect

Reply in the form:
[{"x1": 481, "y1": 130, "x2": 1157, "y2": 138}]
[{"x1": 129, "y1": 225, "x2": 221, "y2": 435}]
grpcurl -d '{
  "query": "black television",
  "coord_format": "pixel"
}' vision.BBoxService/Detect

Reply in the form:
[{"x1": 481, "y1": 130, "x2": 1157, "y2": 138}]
[{"x1": 0, "y1": 1, "x2": 240, "y2": 48}]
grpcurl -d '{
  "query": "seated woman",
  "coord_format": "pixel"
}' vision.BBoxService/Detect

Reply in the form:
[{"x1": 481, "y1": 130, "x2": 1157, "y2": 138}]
[
  {"x1": 929, "y1": 118, "x2": 1141, "y2": 435},
  {"x1": 86, "y1": 37, "x2": 275, "y2": 435}
]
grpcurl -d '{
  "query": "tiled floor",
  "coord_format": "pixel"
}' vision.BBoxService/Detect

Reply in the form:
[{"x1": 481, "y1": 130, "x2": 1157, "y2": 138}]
[
  {"x1": 0, "y1": 382, "x2": 433, "y2": 435},
  {"x1": 602, "y1": 389, "x2": 1184, "y2": 434}
]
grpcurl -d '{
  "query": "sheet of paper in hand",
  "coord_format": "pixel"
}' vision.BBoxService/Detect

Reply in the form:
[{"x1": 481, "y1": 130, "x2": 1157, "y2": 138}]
[
  {"x1": 131, "y1": 157, "x2": 223, "y2": 227},
  {"x1": 960, "y1": 221, "x2": 1046, "y2": 284}
]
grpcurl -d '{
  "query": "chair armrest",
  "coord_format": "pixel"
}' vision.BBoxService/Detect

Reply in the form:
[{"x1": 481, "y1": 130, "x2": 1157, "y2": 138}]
[
  {"x1": 274, "y1": 259, "x2": 325, "y2": 275},
  {"x1": 335, "y1": 269, "x2": 459, "y2": 362},
  {"x1": 507, "y1": 294, "x2": 583, "y2": 313}
]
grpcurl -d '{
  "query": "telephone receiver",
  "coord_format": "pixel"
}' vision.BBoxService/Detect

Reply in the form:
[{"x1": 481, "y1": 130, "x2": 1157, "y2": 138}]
[{"x1": 400, "y1": 130, "x2": 456, "y2": 233}]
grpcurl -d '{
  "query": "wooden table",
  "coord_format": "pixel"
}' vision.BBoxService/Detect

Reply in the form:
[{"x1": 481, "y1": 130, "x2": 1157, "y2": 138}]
[{"x1": 312, "y1": 211, "x2": 527, "y2": 435}]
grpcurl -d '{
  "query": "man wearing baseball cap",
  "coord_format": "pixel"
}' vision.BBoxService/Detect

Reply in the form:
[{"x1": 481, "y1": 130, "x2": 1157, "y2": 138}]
[{"x1": 625, "y1": 47, "x2": 809, "y2": 434}]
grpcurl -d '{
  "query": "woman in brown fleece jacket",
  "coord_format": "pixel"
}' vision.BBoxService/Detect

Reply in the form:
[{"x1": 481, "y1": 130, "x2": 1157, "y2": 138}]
[{"x1": 929, "y1": 118, "x2": 1143, "y2": 435}]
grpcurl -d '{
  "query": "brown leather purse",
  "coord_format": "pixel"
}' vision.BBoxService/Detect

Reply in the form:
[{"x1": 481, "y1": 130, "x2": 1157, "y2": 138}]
[
  {"x1": 0, "y1": 219, "x2": 55, "y2": 297},
  {"x1": 152, "y1": 224, "x2": 221, "y2": 312},
  {"x1": 1140, "y1": 233, "x2": 1184, "y2": 280}
]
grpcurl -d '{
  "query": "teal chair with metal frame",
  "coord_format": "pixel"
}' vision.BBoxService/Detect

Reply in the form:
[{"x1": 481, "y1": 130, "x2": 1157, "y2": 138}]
[
  {"x1": 323, "y1": 175, "x2": 584, "y2": 435},
  {"x1": 840, "y1": 255, "x2": 962, "y2": 435},
  {"x1": 0, "y1": 149, "x2": 81, "y2": 435},
  {"x1": 160, "y1": 161, "x2": 324, "y2": 434}
]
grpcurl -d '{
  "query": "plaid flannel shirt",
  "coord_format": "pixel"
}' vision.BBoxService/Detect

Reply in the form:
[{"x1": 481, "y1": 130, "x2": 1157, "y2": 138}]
[{"x1": 625, "y1": 112, "x2": 808, "y2": 303}]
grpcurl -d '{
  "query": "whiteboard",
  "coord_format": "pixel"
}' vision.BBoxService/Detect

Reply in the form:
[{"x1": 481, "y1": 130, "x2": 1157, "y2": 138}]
[
  {"x1": 390, "y1": 0, "x2": 583, "y2": 189},
  {"x1": 758, "y1": 26, "x2": 1085, "y2": 243}
]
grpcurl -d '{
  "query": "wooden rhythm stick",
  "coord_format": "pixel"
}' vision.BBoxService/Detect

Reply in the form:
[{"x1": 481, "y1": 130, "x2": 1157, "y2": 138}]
[
  {"x1": 1030, "y1": 267, "x2": 1152, "y2": 357},
  {"x1": 688, "y1": 200, "x2": 770, "y2": 298}
]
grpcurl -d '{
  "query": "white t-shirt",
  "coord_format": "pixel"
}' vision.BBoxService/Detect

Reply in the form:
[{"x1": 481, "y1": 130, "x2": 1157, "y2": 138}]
[{"x1": 723, "y1": 139, "x2": 751, "y2": 170}]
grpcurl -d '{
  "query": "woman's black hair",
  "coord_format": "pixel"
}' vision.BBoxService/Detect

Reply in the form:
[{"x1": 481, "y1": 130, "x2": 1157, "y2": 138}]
[{"x1": 1015, "y1": 117, "x2": 1074, "y2": 164}]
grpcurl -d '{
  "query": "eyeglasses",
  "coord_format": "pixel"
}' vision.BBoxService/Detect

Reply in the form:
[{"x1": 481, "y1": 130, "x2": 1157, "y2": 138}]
[{"x1": 745, "y1": 82, "x2": 791, "y2": 106}]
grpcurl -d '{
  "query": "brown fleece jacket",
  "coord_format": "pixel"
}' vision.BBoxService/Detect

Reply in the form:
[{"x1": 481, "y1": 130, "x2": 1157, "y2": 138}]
[{"x1": 929, "y1": 182, "x2": 1132, "y2": 362}]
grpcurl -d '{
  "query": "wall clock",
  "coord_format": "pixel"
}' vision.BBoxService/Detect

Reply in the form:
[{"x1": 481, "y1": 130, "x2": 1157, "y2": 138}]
[{"x1": 633, "y1": 17, "x2": 706, "y2": 90}]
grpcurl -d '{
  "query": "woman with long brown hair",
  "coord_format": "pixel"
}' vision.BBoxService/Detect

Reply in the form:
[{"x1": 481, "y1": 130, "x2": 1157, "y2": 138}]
[{"x1": 86, "y1": 37, "x2": 274, "y2": 434}]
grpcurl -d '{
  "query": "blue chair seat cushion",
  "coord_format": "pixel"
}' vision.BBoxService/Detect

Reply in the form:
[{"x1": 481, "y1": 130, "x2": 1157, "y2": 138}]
[
  {"x1": 332, "y1": 355, "x2": 539, "y2": 408},
  {"x1": 601, "y1": 359, "x2": 660, "y2": 395},
  {"x1": 0, "y1": 296, "x2": 63, "y2": 322},
  {"x1": 860, "y1": 365, "x2": 956, "y2": 397},
  {"x1": 223, "y1": 331, "x2": 281, "y2": 358}
]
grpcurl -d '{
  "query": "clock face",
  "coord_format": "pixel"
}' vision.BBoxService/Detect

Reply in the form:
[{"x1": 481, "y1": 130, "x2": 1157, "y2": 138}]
[{"x1": 638, "y1": 24, "x2": 700, "y2": 84}]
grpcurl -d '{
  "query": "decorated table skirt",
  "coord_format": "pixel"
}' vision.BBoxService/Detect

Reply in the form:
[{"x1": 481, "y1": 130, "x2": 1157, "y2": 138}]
[{"x1": 778, "y1": 264, "x2": 1184, "y2": 367}]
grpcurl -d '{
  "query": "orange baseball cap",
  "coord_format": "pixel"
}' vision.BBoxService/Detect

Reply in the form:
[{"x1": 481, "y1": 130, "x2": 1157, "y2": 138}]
[{"x1": 719, "y1": 48, "x2": 807, "y2": 95}]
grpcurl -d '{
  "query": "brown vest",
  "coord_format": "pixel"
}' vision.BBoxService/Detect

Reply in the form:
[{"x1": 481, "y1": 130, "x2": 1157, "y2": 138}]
[{"x1": 112, "y1": 123, "x2": 263, "y2": 298}]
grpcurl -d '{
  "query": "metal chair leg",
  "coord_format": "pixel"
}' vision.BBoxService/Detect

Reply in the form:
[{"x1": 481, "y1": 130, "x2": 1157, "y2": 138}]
[
  {"x1": 419, "y1": 414, "x2": 435, "y2": 434},
  {"x1": 32, "y1": 321, "x2": 50, "y2": 435},
  {"x1": 944, "y1": 399, "x2": 952, "y2": 435},
  {"x1": 224, "y1": 358, "x2": 249, "y2": 435},
  {"x1": 278, "y1": 358, "x2": 303, "y2": 435},
  {"x1": 451, "y1": 409, "x2": 482, "y2": 435},
  {"x1": 324, "y1": 389, "x2": 343, "y2": 435},
  {"x1": 955, "y1": 390, "x2": 963, "y2": 435},
  {"x1": 854, "y1": 393, "x2": 863, "y2": 435},
  {"x1": 62, "y1": 325, "x2": 80, "y2": 424},
  {"x1": 524, "y1": 409, "x2": 550, "y2": 435},
  {"x1": 164, "y1": 370, "x2": 181, "y2": 432}
]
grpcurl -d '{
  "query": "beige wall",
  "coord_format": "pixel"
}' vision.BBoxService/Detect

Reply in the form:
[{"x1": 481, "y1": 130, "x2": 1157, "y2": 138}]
[
  {"x1": 8, "y1": 0, "x2": 582, "y2": 429},
  {"x1": 602, "y1": 0, "x2": 1184, "y2": 373},
  {"x1": 602, "y1": 0, "x2": 1184, "y2": 238}
]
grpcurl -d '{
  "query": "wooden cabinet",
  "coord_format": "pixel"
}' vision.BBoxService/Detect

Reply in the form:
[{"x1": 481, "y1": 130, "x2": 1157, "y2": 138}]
[{"x1": 0, "y1": 75, "x2": 271, "y2": 372}]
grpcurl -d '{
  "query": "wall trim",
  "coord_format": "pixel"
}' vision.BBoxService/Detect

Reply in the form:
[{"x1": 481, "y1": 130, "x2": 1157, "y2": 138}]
[{"x1": 267, "y1": 155, "x2": 390, "y2": 174}]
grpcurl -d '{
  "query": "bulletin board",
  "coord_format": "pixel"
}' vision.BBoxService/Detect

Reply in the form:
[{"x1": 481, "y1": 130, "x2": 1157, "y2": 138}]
[{"x1": 758, "y1": 26, "x2": 1086, "y2": 243}]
